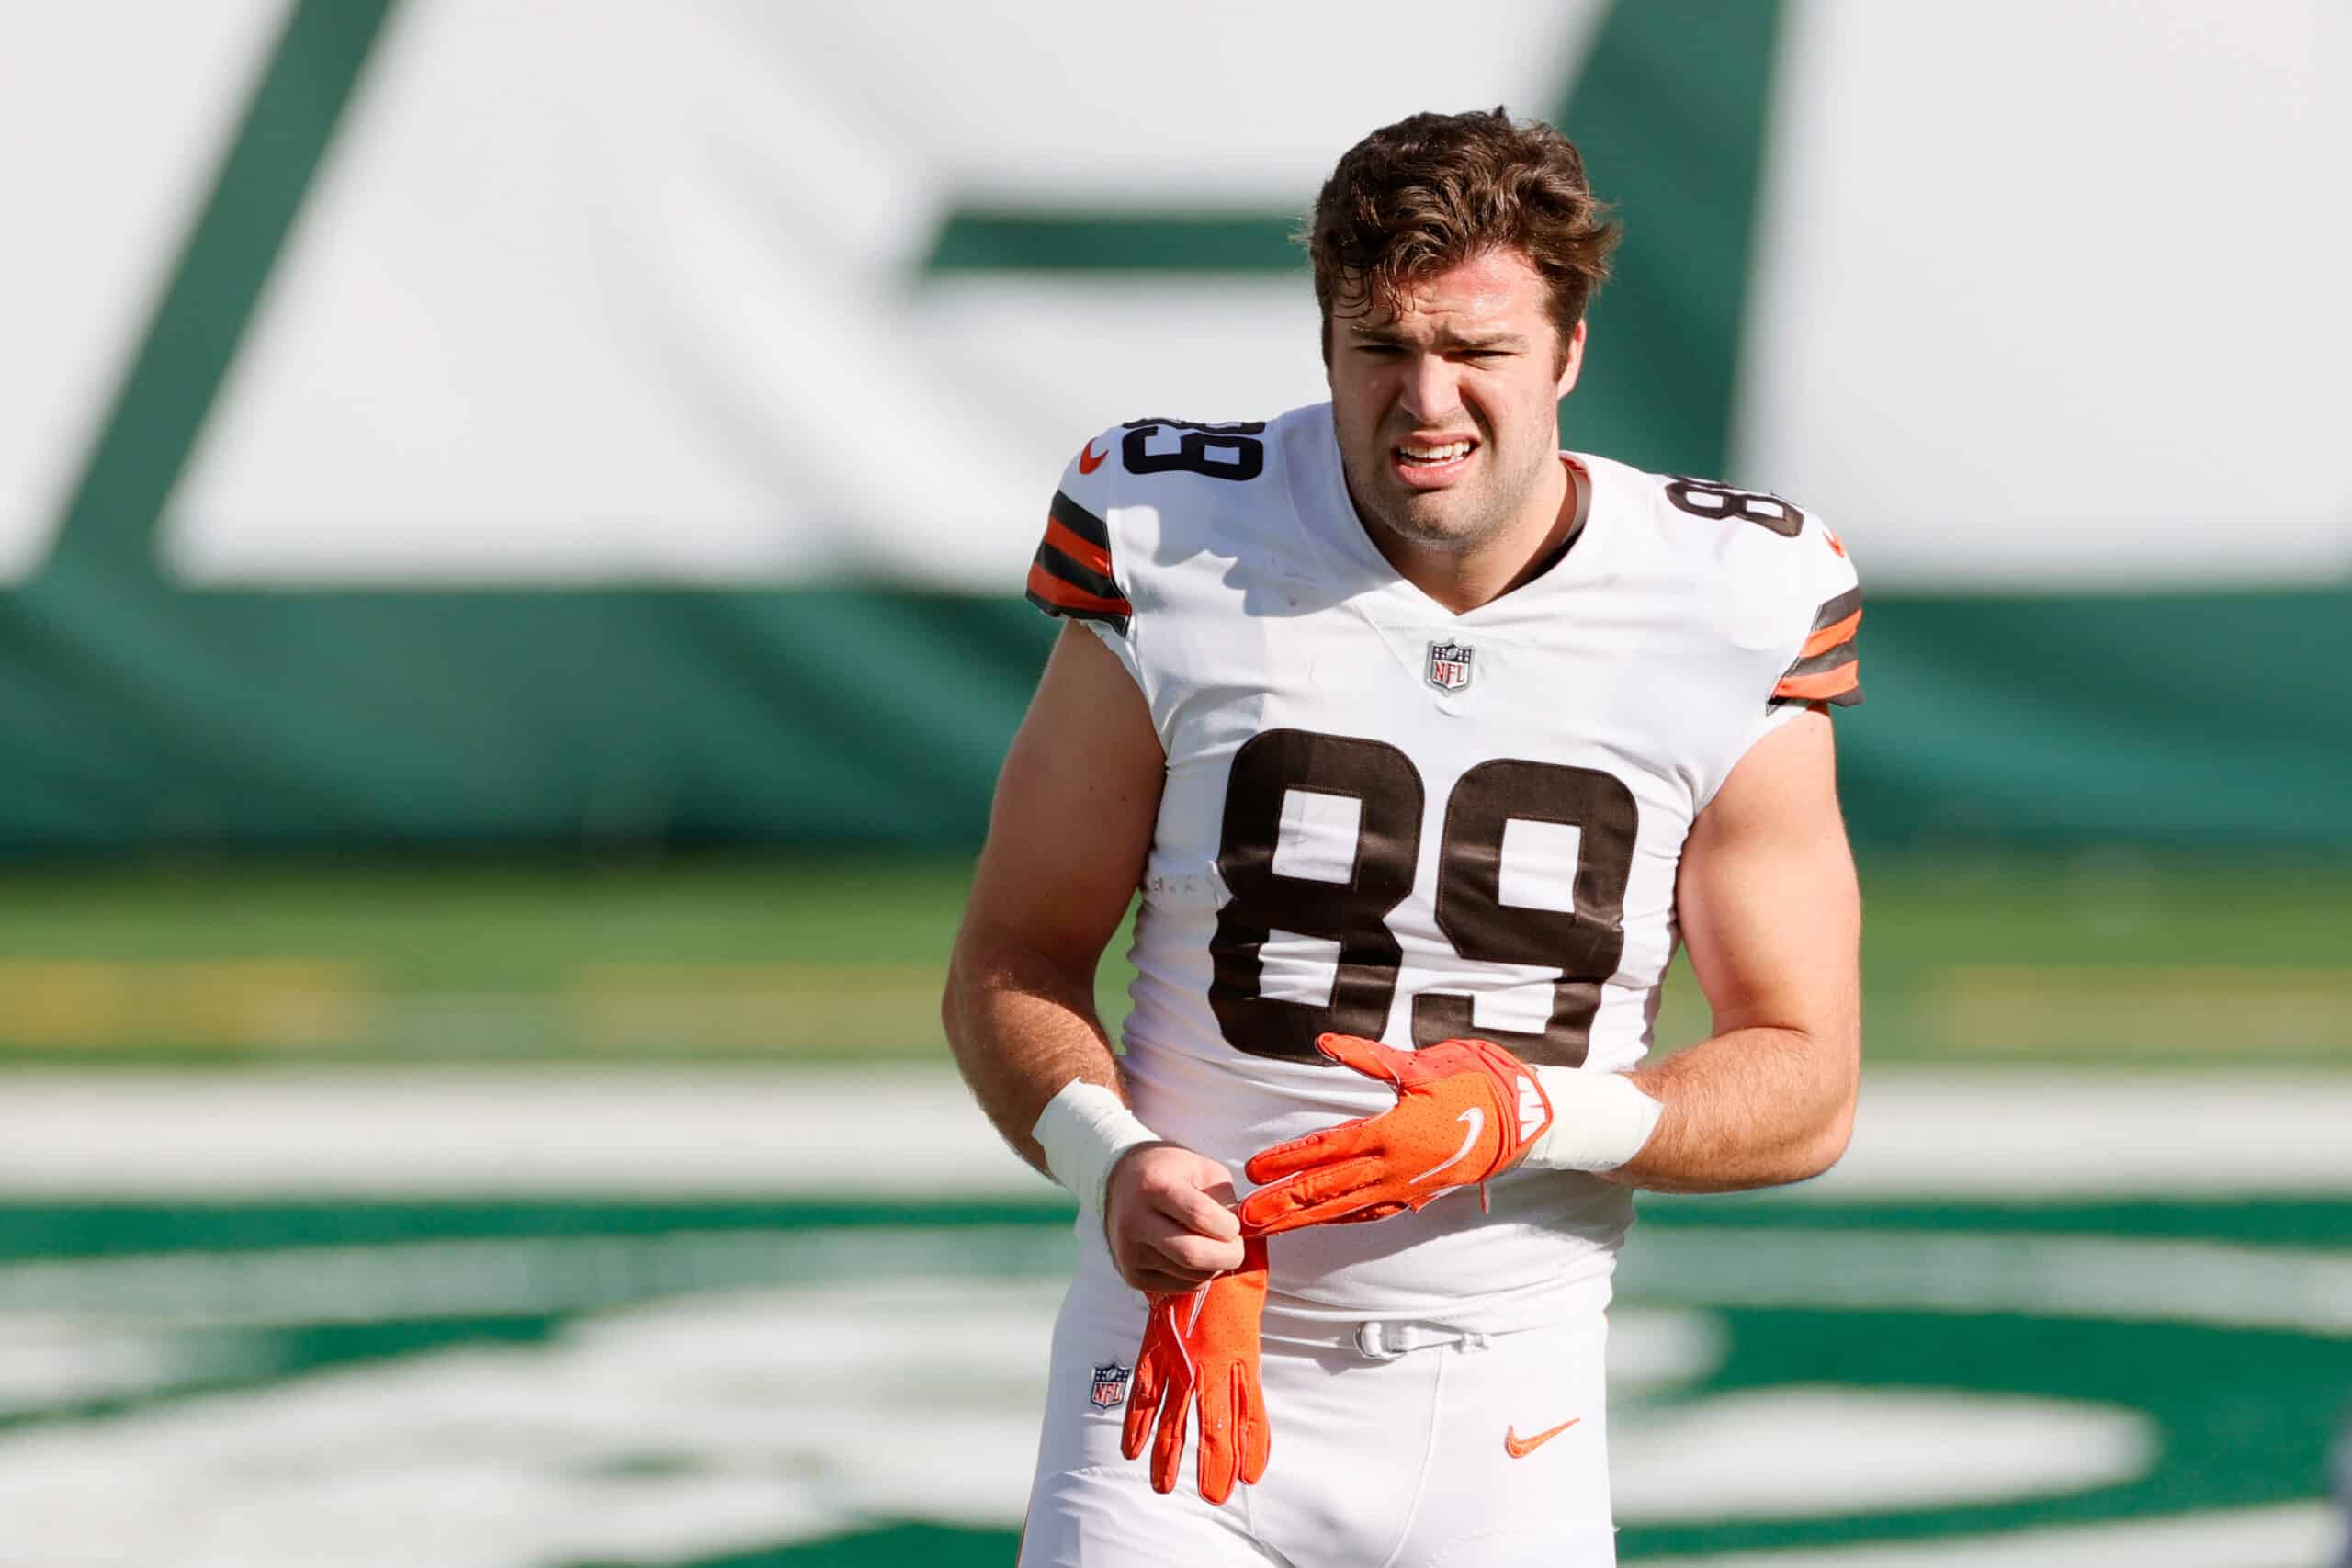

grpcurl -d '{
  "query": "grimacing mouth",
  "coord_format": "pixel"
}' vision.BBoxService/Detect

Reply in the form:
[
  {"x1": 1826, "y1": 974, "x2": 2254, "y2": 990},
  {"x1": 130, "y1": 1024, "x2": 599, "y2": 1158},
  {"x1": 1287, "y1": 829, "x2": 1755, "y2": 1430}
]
[{"x1": 1392, "y1": 434, "x2": 1480, "y2": 467}]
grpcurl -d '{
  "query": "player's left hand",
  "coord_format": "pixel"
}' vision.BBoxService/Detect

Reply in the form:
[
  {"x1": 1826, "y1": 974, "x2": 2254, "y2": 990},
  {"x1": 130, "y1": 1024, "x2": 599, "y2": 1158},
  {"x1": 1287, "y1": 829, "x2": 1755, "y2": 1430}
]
[
  {"x1": 1121, "y1": 1235, "x2": 1272, "y2": 1505},
  {"x1": 1235, "y1": 1032, "x2": 1554, "y2": 1234}
]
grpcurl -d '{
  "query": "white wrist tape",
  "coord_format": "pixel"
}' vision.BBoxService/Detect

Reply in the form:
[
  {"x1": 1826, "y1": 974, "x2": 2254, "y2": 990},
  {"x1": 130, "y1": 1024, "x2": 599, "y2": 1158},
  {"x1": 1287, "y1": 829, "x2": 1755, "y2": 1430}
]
[
  {"x1": 1523, "y1": 1066, "x2": 1665, "y2": 1173},
  {"x1": 1032, "y1": 1079, "x2": 1159, "y2": 1222}
]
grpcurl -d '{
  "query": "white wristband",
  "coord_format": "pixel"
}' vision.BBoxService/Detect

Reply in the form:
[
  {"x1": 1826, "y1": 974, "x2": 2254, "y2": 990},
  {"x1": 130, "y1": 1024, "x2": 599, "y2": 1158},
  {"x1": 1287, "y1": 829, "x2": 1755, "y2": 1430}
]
[
  {"x1": 1032, "y1": 1079, "x2": 1159, "y2": 1223},
  {"x1": 1523, "y1": 1066, "x2": 1665, "y2": 1174}
]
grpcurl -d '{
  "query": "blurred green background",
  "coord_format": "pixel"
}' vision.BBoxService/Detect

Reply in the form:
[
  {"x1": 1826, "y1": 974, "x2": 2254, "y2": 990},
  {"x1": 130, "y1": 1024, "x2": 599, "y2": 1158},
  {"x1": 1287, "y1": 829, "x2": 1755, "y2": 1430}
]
[
  {"x1": 4, "y1": 852, "x2": 2347, "y2": 1066},
  {"x1": 3, "y1": 0, "x2": 2346, "y2": 1563}
]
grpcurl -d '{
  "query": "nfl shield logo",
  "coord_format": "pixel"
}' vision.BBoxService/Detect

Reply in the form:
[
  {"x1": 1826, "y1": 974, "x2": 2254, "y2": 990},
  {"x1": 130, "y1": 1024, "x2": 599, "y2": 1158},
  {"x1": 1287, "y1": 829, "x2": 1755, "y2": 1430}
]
[
  {"x1": 1090, "y1": 1362, "x2": 1132, "y2": 1409},
  {"x1": 1426, "y1": 640, "x2": 1474, "y2": 693}
]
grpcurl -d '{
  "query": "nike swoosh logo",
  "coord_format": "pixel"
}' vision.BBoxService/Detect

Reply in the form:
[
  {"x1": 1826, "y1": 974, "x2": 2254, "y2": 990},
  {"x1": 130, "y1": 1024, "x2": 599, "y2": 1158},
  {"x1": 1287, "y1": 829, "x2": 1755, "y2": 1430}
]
[
  {"x1": 1410, "y1": 1108, "x2": 1482, "y2": 1186},
  {"x1": 1504, "y1": 1417, "x2": 1580, "y2": 1458},
  {"x1": 1077, "y1": 440, "x2": 1109, "y2": 475}
]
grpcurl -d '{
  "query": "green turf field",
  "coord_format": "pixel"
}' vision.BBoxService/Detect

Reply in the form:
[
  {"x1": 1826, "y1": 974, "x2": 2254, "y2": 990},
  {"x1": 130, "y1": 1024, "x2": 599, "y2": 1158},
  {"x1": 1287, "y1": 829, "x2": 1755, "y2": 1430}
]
[
  {"x1": 6, "y1": 1134, "x2": 2349, "y2": 1566},
  {"x1": 0, "y1": 852, "x2": 2345, "y2": 1065},
  {"x1": 3, "y1": 855, "x2": 2346, "y2": 1564}
]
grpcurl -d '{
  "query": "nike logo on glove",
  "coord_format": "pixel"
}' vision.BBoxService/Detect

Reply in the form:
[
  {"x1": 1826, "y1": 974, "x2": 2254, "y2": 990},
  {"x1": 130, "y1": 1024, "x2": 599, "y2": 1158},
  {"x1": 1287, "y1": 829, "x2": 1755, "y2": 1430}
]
[
  {"x1": 1504, "y1": 1417, "x2": 1580, "y2": 1458},
  {"x1": 1410, "y1": 1108, "x2": 1483, "y2": 1186}
]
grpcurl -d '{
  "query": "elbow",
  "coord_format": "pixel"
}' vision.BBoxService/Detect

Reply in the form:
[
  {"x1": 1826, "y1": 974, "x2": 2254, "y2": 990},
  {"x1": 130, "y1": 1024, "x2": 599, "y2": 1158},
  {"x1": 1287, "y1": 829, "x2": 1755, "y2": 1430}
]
[
  {"x1": 939, "y1": 949, "x2": 971, "y2": 1056},
  {"x1": 1798, "y1": 1102, "x2": 1856, "y2": 1181},
  {"x1": 1791, "y1": 1069, "x2": 1860, "y2": 1182},
  {"x1": 940, "y1": 931, "x2": 981, "y2": 1062}
]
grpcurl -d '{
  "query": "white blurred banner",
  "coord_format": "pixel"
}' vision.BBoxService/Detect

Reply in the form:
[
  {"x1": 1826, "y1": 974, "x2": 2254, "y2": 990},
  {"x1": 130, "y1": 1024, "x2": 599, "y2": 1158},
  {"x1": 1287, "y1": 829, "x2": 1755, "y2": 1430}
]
[{"x1": 4, "y1": 0, "x2": 2345, "y2": 590}]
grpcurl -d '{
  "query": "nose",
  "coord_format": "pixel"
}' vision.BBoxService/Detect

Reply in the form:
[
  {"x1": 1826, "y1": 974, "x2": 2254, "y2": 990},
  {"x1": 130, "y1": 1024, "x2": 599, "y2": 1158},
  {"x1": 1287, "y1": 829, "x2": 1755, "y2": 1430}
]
[{"x1": 1398, "y1": 352, "x2": 1462, "y2": 424}]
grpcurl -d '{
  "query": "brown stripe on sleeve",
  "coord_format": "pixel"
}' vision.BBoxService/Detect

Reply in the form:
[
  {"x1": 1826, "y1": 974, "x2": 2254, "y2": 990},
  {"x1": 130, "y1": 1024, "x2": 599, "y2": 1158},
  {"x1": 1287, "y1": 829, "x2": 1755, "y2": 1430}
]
[
  {"x1": 1034, "y1": 530, "x2": 1125, "y2": 605},
  {"x1": 1772, "y1": 583, "x2": 1865, "y2": 707},
  {"x1": 1043, "y1": 515, "x2": 1113, "y2": 578},
  {"x1": 1800, "y1": 606, "x2": 1862, "y2": 659},
  {"x1": 1026, "y1": 558, "x2": 1131, "y2": 634},
  {"x1": 1773, "y1": 664, "x2": 1862, "y2": 705},
  {"x1": 1811, "y1": 585, "x2": 1862, "y2": 632},
  {"x1": 1049, "y1": 490, "x2": 1112, "y2": 550},
  {"x1": 1781, "y1": 640, "x2": 1858, "y2": 682},
  {"x1": 1024, "y1": 487, "x2": 1129, "y2": 633}
]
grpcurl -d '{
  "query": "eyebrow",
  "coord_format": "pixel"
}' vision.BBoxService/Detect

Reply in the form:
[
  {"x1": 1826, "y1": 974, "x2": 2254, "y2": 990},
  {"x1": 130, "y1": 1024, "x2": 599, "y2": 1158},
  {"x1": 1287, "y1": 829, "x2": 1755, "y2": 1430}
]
[{"x1": 1346, "y1": 323, "x2": 1528, "y2": 351}]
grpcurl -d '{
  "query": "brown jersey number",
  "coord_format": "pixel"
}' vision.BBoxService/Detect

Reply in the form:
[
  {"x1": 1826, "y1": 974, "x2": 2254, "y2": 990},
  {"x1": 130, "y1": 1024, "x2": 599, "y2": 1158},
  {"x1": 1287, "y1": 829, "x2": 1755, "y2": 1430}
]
[
  {"x1": 1120, "y1": 418, "x2": 1268, "y2": 482},
  {"x1": 1664, "y1": 477, "x2": 1804, "y2": 537},
  {"x1": 1208, "y1": 729, "x2": 1638, "y2": 1067}
]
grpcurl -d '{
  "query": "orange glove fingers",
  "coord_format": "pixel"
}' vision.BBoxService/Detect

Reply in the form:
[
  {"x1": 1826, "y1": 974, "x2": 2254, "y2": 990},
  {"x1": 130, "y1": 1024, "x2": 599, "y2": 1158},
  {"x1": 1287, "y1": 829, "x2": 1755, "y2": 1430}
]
[
  {"x1": 1241, "y1": 1115, "x2": 1376, "y2": 1184},
  {"x1": 1241, "y1": 1123, "x2": 1383, "y2": 1184},
  {"x1": 1235, "y1": 1036, "x2": 1556, "y2": 1236},
  {"x1": 1236, "y1": 1154, "x2": 1393, "y2": 1235},
  {"x1": 1205, "y1": 1238, "x2": 1272, "y2": 1500},
  {"x1": 1194, "y1": 1354, "x2": 1268, "y2": 1506},
  {"x1": 1149, "y1": 1349, "x2": 1193, "y2": 1494},
  {"x1": 1120, "y1": 1297, "x2": 1180, "y2": 1463},
  {"x1": 1312, "y1": 1031, "x2": 1418, "y2": 1085},
  {"x1": 1195, "y1": 1361, "x2": 1238, "y2": 1505},
  {"x1": 1125, "y1": 1238, "x2": 1272, "y2": 1503},
  {"x1": 1236, "y1": 1358, "x2": 1272, "y2": 1488}
]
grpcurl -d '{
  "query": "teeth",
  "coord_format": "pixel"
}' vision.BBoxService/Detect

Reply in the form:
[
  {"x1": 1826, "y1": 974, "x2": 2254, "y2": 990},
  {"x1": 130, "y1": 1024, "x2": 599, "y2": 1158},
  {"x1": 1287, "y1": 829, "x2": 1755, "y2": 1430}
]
[{"x1": 1399, "y1": 440, "x2": 1472, "y2": 462}]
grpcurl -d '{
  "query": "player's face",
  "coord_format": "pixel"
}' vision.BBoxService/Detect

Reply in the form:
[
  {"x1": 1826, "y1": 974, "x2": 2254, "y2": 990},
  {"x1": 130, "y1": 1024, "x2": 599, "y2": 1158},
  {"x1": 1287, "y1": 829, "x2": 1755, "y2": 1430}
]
[{"x1": 1327, "y1": 248, "x2": 1584, "y2": 560}]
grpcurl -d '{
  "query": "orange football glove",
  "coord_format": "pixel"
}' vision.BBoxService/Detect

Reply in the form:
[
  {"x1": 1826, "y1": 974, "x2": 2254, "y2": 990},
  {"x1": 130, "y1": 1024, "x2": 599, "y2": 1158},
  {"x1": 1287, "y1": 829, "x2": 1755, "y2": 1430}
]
[
  {"x1": 1236, "y1": 1032, "x2": 1554, "y2": 1235},
  {"x1": 1121, "y1": 1235, "x2": 1271, "y2": 1505}
]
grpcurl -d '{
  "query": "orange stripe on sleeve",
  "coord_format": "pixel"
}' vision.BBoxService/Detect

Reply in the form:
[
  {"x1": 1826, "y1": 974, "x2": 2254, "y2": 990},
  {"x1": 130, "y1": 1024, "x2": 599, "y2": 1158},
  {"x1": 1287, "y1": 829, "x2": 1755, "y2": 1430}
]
[
  {"x1": 1043, "y1": 516, "x2": 1114, "y2": 578},
  {"x1": 1026, "y1": 558, "x2": 1131, "y2": 617},
  {"x1": 1800, "y1": 608, "x2": 1862, "y2": 659},
  {"x1": 1774, "y1": 664, "x2": 1861, "y2": 702}
]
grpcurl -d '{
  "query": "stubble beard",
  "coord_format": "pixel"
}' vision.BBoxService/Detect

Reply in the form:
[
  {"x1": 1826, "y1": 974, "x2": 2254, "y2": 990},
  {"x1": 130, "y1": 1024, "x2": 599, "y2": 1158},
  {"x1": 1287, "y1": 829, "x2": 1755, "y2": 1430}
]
[{"x1": 1340, "y1": 437, "x2": 1543, "y2": 561}]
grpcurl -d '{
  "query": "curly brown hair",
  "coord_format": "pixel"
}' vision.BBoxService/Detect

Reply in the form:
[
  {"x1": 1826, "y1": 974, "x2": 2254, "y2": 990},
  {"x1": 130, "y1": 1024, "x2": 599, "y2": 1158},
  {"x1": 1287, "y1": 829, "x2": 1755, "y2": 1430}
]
[{"x1": 1304, "y1": 107, "x2": 1620, "y2": 368}]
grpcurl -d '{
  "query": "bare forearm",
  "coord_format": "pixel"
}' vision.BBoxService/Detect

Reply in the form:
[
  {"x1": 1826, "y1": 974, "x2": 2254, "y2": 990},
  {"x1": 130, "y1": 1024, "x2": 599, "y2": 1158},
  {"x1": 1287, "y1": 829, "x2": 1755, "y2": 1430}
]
[
  {"x1": 1604, "y1": 1025, "x2": 1858, "y2": 1193},
  {"x1": 942, "y1": 934, "x2": 1126, "y2": 1178}
]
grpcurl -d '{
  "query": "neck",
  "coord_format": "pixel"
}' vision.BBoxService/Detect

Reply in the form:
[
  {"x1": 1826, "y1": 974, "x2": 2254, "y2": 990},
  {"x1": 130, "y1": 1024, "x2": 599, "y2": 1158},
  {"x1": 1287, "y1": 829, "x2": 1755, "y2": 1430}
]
[{"x1": 1363, "y1": 455, "x2": 1582, "y2": 615}]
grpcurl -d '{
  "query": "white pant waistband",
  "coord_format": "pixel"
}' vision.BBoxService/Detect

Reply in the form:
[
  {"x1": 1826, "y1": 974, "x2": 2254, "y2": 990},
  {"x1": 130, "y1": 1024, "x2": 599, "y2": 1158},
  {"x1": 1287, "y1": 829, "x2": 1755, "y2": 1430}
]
[
  {"x1": 1256, "y1": 1272, "x2": 1612, "y2": 1360},
  {"x1": 1260, "y1": 1308, "x2": 1597, "y2": 1360}
]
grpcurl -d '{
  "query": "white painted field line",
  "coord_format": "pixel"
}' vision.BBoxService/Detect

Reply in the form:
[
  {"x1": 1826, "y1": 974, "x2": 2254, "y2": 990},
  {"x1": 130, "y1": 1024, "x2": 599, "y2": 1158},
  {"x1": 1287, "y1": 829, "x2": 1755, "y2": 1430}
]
[
  {"x1": 8, "y1": 1225, "x2": 2348, "y2": 1342},
  {"x1": 0, "y1": 1066, "x2": 2346, "y2": 1197},
  {"x1": 1641, "y1": 1501, "x2": 2340, "y2": 1568},
  {"x1": 1821, "y1": 1070, "x2": 2352, "y2": 1198},
  {"x1": 1628, "y1": 1231, "x2": 2352, "y2": 1336},
  {"x1": 0, "y1": 1066, "x2": 1052, "y2": 1199}
]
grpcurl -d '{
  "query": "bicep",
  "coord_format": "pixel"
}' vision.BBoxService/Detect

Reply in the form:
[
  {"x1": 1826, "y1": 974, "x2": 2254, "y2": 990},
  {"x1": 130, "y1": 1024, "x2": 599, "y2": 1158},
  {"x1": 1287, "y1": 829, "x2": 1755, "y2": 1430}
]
[
  {"x1": 1676, "y1": 709, "x2": 1860, "y2": 1044},
  {"x1": 959, "y1": 623, "x2": 1165, "y2": 975}
]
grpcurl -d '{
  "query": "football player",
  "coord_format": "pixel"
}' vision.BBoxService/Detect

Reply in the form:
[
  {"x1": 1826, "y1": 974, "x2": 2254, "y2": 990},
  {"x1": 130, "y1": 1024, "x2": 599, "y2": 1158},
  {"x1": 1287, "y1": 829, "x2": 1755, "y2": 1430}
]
[{"x1": 944, "y1": 107, "x2": 1862, "y2": 1567}]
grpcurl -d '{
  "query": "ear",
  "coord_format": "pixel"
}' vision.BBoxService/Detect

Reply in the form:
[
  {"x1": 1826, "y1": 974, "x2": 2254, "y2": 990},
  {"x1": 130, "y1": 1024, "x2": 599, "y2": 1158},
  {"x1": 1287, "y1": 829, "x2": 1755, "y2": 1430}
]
[{"x1": 1555, "y1": 317, "x2": 1588, "y2": 398}]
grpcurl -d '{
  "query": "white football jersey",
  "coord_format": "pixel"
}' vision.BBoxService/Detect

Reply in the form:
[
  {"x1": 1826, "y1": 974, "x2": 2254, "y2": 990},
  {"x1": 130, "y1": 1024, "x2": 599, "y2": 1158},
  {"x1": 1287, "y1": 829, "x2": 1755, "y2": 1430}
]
[{"x1": 1026, "y1": 402, "x2": 1861, "y2": 1319}]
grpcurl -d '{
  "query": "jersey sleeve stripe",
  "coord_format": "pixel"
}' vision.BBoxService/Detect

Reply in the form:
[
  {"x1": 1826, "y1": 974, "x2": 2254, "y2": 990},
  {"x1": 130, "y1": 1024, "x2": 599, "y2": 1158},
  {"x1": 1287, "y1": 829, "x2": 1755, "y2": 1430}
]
[
  {"x1": 1773, "y1": 664, "x2": 1862, "y2": 705},
  {"x1": 1043, "y1": 515, "x2": 1114, "y2": 579},
  {"x1": 1777, "y1": 584, "x2": 1864, "y2": 705},
  {"x1": 1781, "y1": 640, "x2": 1858, "y2": 681},
  {"x1": 1800, "y1": 607, "x2": 1862, "y2": 659},
  {"x1": 1810, "y1": 586, "x2": 1863, "y2": 632},
  {"x1": 1025, "y1": 558, "x2": 1132, "y2": 633},
  {"x1": 1035, "y1": 532, "x2": 1124, "y2": 604},
  {"x1": 1048, "y1": 489, "x2": 1112, "y2": 550}
]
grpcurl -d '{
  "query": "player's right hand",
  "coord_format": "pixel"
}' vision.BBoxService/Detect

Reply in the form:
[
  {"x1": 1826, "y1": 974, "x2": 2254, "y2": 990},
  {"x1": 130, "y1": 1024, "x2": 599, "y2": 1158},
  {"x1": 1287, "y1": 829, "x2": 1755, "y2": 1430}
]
[
  {"x1": 1122, "y1": 1234, "x2": 1272, "y2": 1505},
  {"x1": 1104, "y1": 1143, "x2": 1246, "y2": 1297}
]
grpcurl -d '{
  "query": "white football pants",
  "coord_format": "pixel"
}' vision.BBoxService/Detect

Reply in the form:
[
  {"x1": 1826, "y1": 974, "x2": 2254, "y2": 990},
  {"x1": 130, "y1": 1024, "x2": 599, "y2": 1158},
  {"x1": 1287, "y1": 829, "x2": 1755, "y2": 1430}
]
[{"x1": 1018, "y1": 1239, "x2": 1616, "y2": 1567}]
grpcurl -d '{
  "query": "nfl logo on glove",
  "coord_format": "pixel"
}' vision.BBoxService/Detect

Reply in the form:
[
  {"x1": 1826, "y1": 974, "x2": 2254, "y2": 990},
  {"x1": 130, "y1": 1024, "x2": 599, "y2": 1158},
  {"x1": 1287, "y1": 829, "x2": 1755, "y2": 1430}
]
[
  {"x1": 1426, "y1": 639, "x2": 1474, "y2": 693},
  {"x1": 1089, "y1": 1362, "x2": 1132, "y2": 1409}
]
